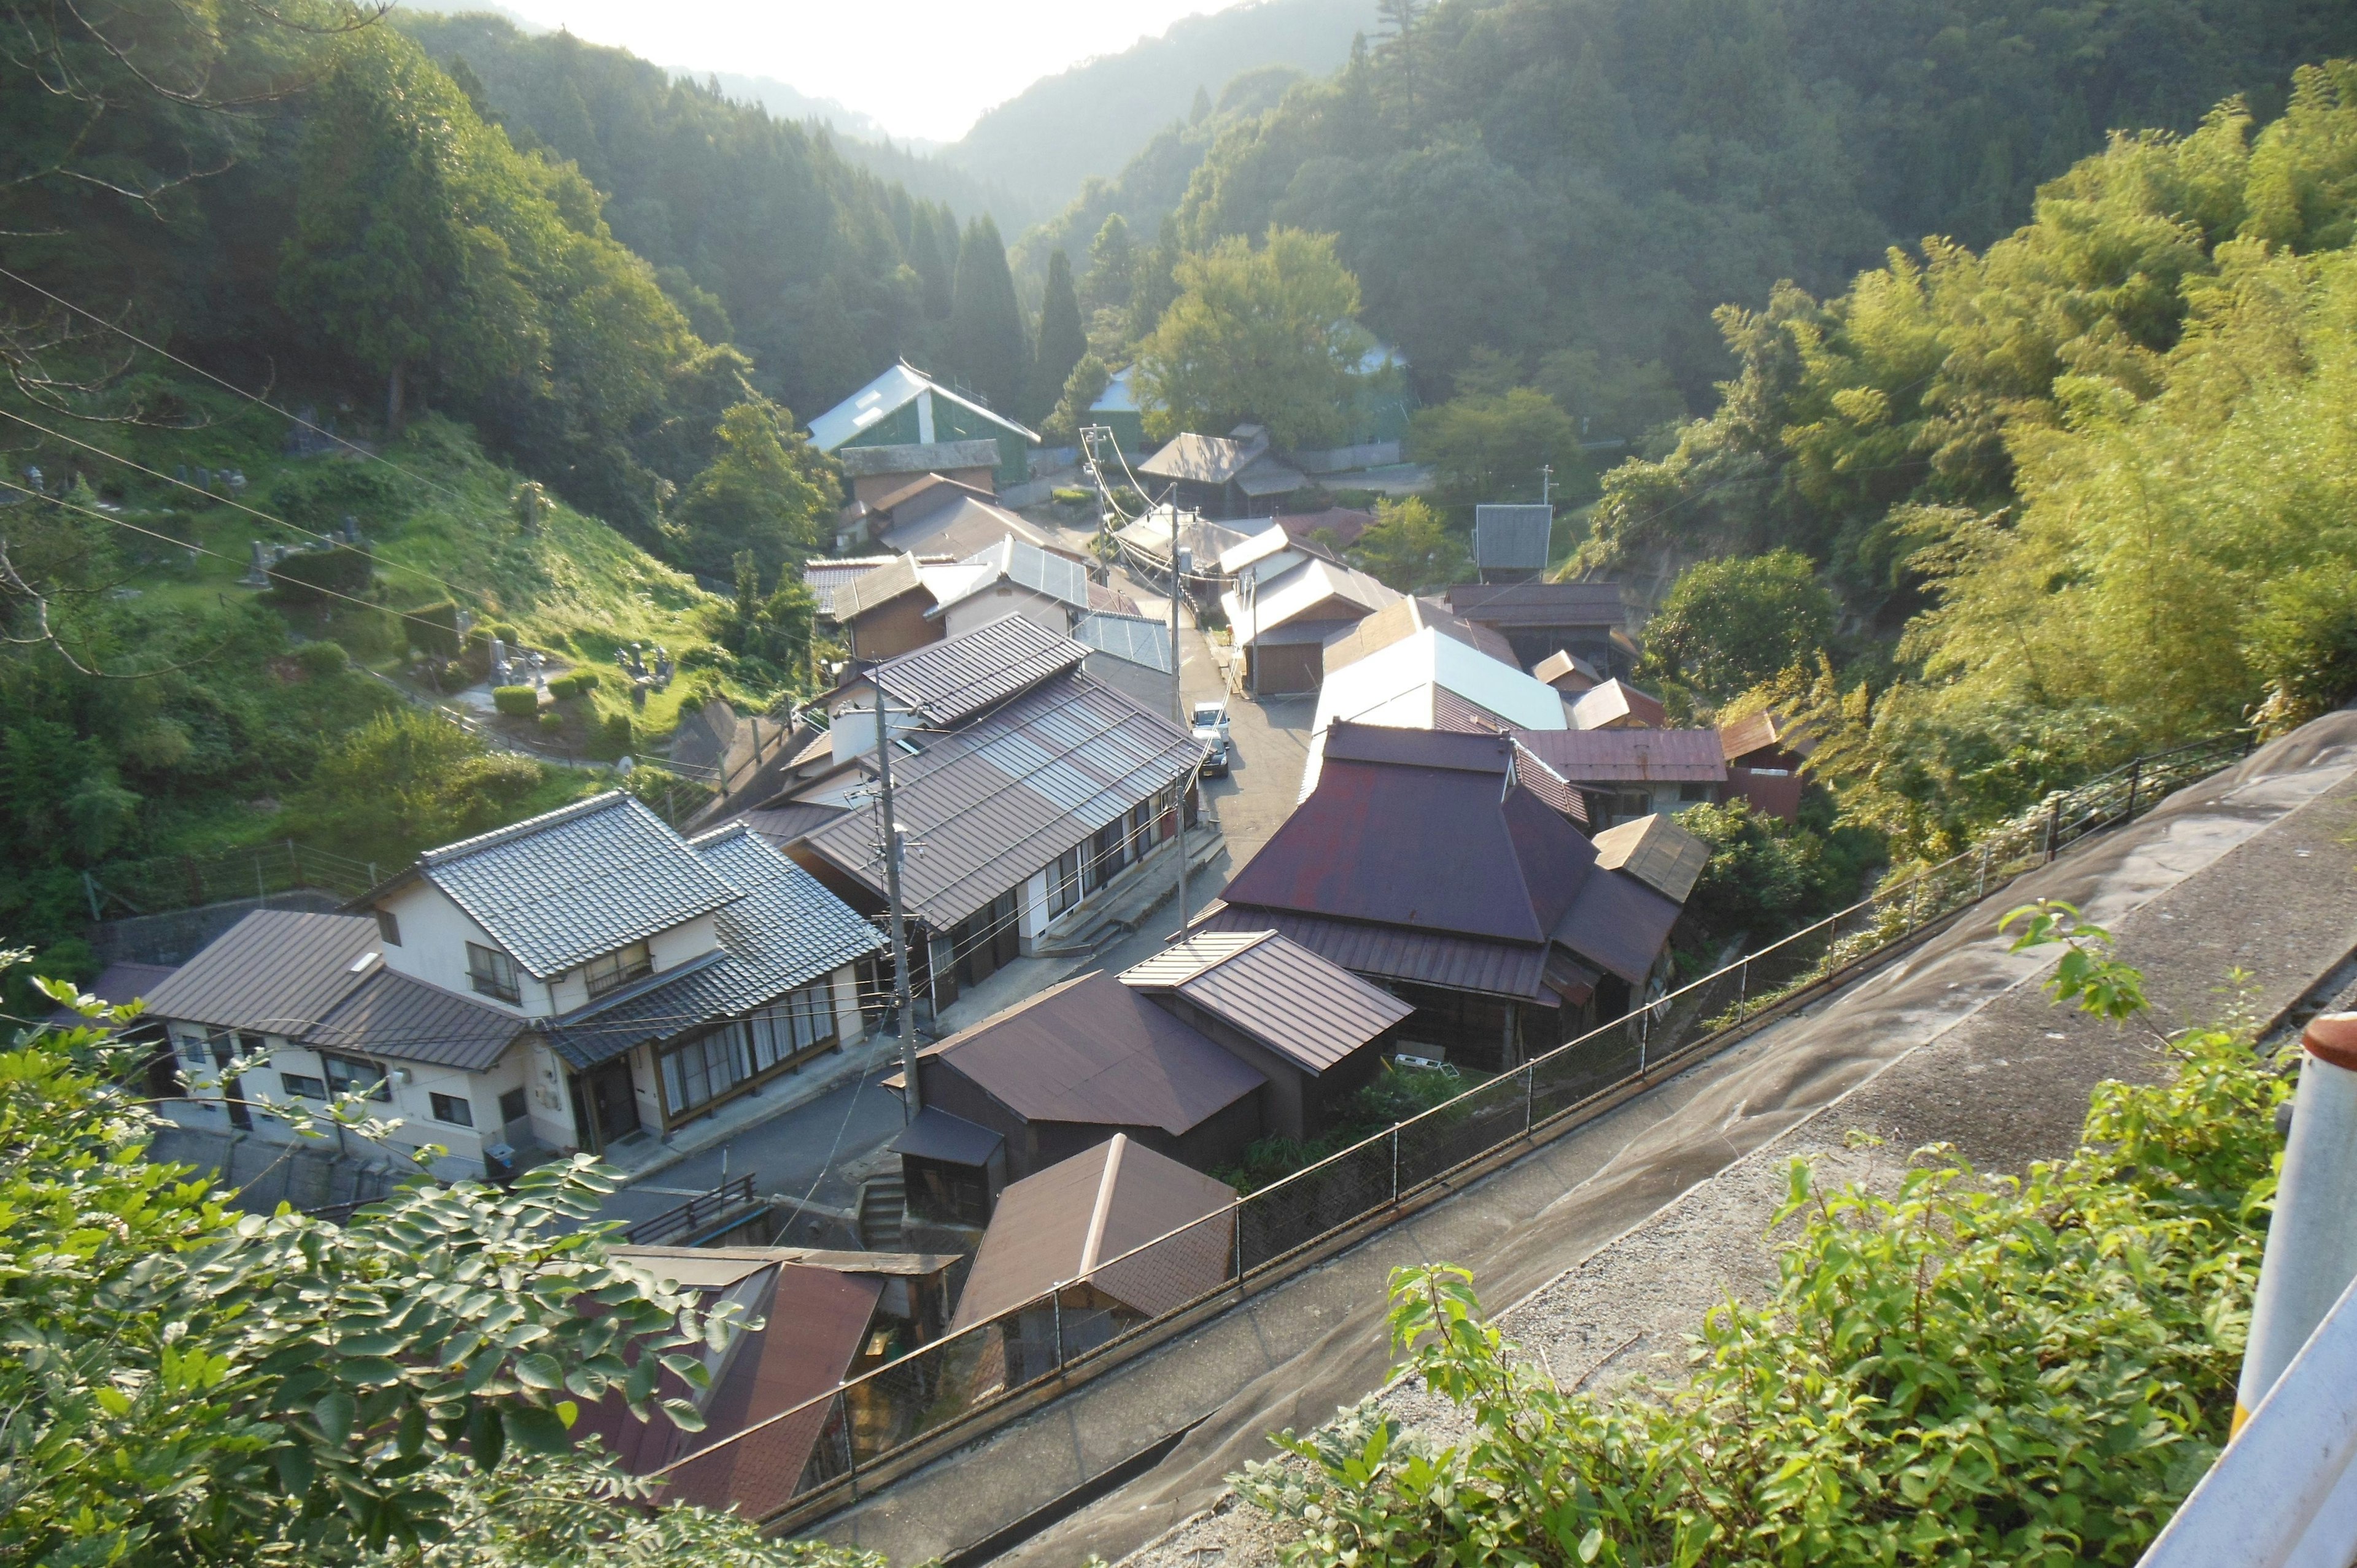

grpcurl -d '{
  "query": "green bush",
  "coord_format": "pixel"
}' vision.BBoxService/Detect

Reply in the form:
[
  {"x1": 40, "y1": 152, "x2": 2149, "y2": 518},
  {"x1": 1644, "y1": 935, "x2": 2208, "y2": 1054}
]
[
  {"x1": 536, "y1": 711, "x2": 565, "y2": 733},
  {"x1": 597, "y1": 711, "x2": 633, "y2": 758},
  {"x1": 403, "y1": 599, "x2": 461, "y2": 657},
  {"x1": 492, "y1": 685, "x2": 539, "y2": 717},
  {"x1": 265, "y1": 544, "x2": 375, "y2": 606},
  {"x1": 1051, "y1": 486, "x2": 1095, "y2": 506},
  {"x1": 491, "y1": 622, "x2": 521, "y2": 644},
  {"x1": 325, "y1": 604, "x2": 400, "y2": 662},
  {"x1": 547, "y1": 670, "x2": 599, "y2": 701},
  {"x1": 1241, "y1": 932, "x2": 2277, "y2": 1568},
  {"x1": 293, "y1": 639, "x2": 349, "y2": 679},
  {"x1": 290, "y1": 709, "x2": 544, "y2": 864}
]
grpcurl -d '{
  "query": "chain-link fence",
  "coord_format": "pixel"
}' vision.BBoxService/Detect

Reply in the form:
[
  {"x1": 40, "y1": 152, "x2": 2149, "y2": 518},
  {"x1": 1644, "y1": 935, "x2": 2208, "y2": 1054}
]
[
  {"x1": 654, "y1": 727, "x2": 2254, "y2": 1521},
  {"x1": 80, "y1": 838, "x2": 379, "y2": 919}
]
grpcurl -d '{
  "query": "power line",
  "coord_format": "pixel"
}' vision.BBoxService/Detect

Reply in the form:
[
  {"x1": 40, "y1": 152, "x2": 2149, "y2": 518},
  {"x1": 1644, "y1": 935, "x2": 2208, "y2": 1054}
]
[{"x1": 0, "y1": 263, "x2": 477, "y2": 511}]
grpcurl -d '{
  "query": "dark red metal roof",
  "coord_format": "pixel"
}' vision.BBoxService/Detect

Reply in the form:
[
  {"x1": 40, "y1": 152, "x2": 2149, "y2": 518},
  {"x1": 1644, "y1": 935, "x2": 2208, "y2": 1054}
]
[
  {"x1": 1197, "y1": 905, "x2": 1552, "y2": 1001},
  {"x1": 1551, "y1": 864, "x2": 1683, "y2": 986},
  {"x1": 1512, "y1": 728, "x2": 1728, "y2": 783}
]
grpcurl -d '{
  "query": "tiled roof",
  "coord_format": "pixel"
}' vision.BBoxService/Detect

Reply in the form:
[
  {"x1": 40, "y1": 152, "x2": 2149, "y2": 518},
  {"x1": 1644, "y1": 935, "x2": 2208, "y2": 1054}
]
[
  {"x1": 544, "y1": 826, "x2": 884, "y2": 1069},
  {"x1": 871, "y1": 612, "x2": 1088, "y2": 727},
  {"x1": 1085, "y1": 580, "x2": 1142, "y2": 616},
  {"x1": 800, "y1": 670, "x2": 1199, "y2": 929},
  {"x1": 141, "y1": 911, "x2": 382, "y2": 1037},
  {"x1": 419, "y1": 793, "x2": 740, "y2": 979},
  {"x1": 1473, "y1": 504, "x2": 1554, "y2": 571},
  {"x1": 1120, "y1": 930, "x2": 1412, "y2": 1073}
]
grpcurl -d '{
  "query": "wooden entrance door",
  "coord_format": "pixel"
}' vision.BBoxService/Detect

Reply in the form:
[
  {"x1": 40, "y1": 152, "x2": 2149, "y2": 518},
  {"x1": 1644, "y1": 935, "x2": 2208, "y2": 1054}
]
[{"x1": 571, "y1": 1057, "x2": 639, "y2": 1151}]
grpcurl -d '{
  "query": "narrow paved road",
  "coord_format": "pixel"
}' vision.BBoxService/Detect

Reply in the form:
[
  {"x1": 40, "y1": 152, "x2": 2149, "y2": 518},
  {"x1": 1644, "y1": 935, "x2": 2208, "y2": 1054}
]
[{"x1": 592, "y1": 1070, "x2": 907, "y2": 1231}]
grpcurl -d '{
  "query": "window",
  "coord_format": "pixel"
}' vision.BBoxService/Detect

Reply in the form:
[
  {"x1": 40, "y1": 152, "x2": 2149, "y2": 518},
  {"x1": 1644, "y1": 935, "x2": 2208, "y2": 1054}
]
[
  {"x1": 583, "y1": 940, "x2": 653, "y2": 998},
  {"x1": 467, "y1": 941, "x2": 520, "y2": 1003},
  {"x1": 1048, "y1": 846, "x2": 1083, "y2": 917},
  {"x1": 429, "y1": 1092, "x2": 474, "y2": 1127},
  {"x1": 375, "y1": 907, "x2": 401, "y2": 946},
  {"x1": 747, "y1": 981, "x2": 838, "y2": 1071},
  {"x1": 1678, "y1": 782, "x2": 1714, "y2": 803},
  {"x1": 322, "y1": 1053, "x2": 392, "y2": 1102},
  {"x1": 1128, "y1": 800, "x2": 1153, "y2": 861},
  {"x1": 279, "y1": 1072, "x2": 327, "y2": 1100},
  {"x1": 659, "y1": 1022, "x2": 752, "y2": 1119},
  {"x1": 179, "y1": 1032, "x2": 208, "y2": 1065},
  {"x1": 498, "y1": 1087, "x2": 528, "y2": 1126}
]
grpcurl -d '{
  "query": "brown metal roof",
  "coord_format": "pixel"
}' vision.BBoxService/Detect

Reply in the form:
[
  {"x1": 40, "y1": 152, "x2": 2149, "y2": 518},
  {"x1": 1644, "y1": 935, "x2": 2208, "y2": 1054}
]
[
  {"x1": 1275, "y1": 506, "x2": 1376, "y2": 547},
  {"x1": 1508, "y1": 744, "x2": 1592, "y2": 828},
  {"x1": 1512, "y1": 728, "x2": 1727, "y2": 783},
  {"x1": 1550, "y1": 868, "x2": 1684, "y2": 987},
  {"x1": 877, "y1": 495, "x2": 1079, "y2": 565},
  {"x1": 139, "y1": 910, "x2": 381, "y2": 1038},
  {"x1": 1589, "y1": 814, "x2": 1711, "y2": 903},
  {"x1": 800, "y1": 669, "x2": 1198, "y2": 929},
  {"x1": 1198, "y1": 904, "x2": 1552, "y2": 1002},
  {"x1": 1444, "y1": 581, "x2": 1627, "y2": 629},
  {"x1": 47, "y1": 960, "x2": 178, "y2": 1026},
  {"x1": 1569, "y1": 679, "x2": 1668, "y2": 731},
  {"x1": 872, "y1": 612, "x2": 1088, "y2": 726},
  {"x1": 949, "y1": 1135, "x2": 1236, "y2": 1330},
  {"x1": 889, "y1": 1105, "x2": 1005, "y2": 1165},
  {"x1": 1323, "y1": 596, "x2": 1519, "y2": 681},
  {"x1": 734, "y1": 798, "x2": 850, "y2": 848},
  {"x1": 830, "y1": 552, "x2": 932, "y2": 621},
  {"x1": 921, "y1": 972, "x2": 1264, "y2": 1135},
  {"x1": 1137, "y1": 430, "x2": 1266, "y2": 486},
  {"x1": 1120, "y1": 931, "x2": 1412, "y2": 1073},
  {"x1": 306, "y1": 966, "x2": 524, "y2": 1071}
]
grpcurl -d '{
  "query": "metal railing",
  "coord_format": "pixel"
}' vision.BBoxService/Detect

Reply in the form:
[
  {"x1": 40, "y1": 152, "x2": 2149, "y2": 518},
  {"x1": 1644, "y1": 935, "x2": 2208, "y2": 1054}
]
[
  {"x1": 80, "y1": 837, "x2": 379, "y2": 919},
  {"x1": 646, "y1": 727, "x2": 2256, "y2": 1524},
  {"x1": 624, "y1": 1175, "x2": 761, "y2": 1248}
]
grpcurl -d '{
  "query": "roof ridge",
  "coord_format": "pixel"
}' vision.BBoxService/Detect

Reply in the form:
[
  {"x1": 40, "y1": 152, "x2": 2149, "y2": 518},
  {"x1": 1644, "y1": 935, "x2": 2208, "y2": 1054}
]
[
  {"x1": 1077, "y1": 1134, "x2": 1127, "y2": 1279},
  {"x1": 419, "y1": 790, "x2": 630, "y2": 865}
]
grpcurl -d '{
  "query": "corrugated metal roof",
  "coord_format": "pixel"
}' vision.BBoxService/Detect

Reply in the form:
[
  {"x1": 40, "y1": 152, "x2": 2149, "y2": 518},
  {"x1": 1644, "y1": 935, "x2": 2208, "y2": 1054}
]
[
  {"x1": 871, "y1": 612, "x2": 1088, "y2": 727},
  {"x1": 734, "y1": 798, "x2": 849, "y2": 848},
  {"x1": 877, "y1": 495, "x2": 1072, "y2": 565},
  {"x1": 889, "y1": 1105, "x2": 1004, "y2": 1165},
  {"x1": 1086, "y1": 581, "x2": 1142, "y2": 615},
  {"x1": 1139, "y1": 431, "x2": 1266, "y2": 486},
  {"x1": 1113, "y1": 505, "x2": 1256, "y2": 564},
  {"x1": 1512, "y1": 728, "x2": 1727, "y2": 782},
  {"x1": 141, "y1": 910, "x2": 381, "y2": 1037},
  {"x1": 807, "y1": 362, "x2": 1038, "y2": 450},
  {"x1": 1074, "y1": 612, "x2": 1174, "y2": 674},
  {"x1": 1114, "y1": 932, "x2": 1266, "y2": 987},
  {"x1": 1473, "y1": 504, "x2": 1554, "y2": 570},
  {"x1": 419, "y1": 793, "x2": 740, "y2": 980},
  {"x1": 1198, "y1": 904, "x2": 1550, "y2": 1002},
  {"x1": 1551, "y1": 863, "x2": 1684, "y2": 986},
  {"x1": 803, "y1": 670, "x2": 1198, "y2": 929},
  {"x1": 1509, "y1": 743, "x2": 1591, "y2": 828},
  {"x1": 1589, "y1": 814, "x2": 1711, "y2": 903},
  {"x1": 1224, "y1": 555, "x2": 1399, "y2": 647},
  {"x1": 921, "y1": 972, "x2": 1264, "y2": 1135},
  {"x1": 950, "y1": 1135, "x2": 1236, "y2": 1330},
  {"x1": 544, "y1": 827, "x2": 884, "y2": 1069},
  {"x1": 1235, "y1": 456, "x2": 1307, "y2": 496},
  {"x1": 307, "y1": 967, "x2": 522, "y2": 1070},
  {"x1": 807, "y1": 554, "x2": 956, "y2": 615},
  {"x1": 829, "y1": 553, "x2": 930, "y2": 621},
  {"x1": 1570, "y1": 679, "x2": 1668, "y2": 731},
  {"x1": 1445, "y1": 581, "x2": 1626, "y2": 629},
  {"x1": 1323, "y1": 597, "x2": 1518, "y2": 680},
  {"x1": 1121, "y1": 930, "x2": 1413, "y2": 1073},
  {"x1": 925, "y1": 536, "x2": 1091, "y2": 619}
]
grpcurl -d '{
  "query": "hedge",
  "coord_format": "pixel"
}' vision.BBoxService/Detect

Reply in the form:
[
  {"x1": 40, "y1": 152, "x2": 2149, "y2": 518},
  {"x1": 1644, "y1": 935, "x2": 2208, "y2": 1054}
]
[
  {"x1": 492, "y1": 685, "x2": 540, "y2": 718},
  {"x1": 403, "y1": 599, "x2": 461, "y2": 657},
  {"x1": 265, "y1": 543, "x2": 374, "y2": 606}
]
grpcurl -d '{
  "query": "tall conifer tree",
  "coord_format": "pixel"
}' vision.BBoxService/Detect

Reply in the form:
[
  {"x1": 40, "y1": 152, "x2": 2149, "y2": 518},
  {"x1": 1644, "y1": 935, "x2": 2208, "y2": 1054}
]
[
  {"x1": 950, "y1": 215, "x2": 1029, "y2": 414},
  {"x1": 1028, "y1": 250, "x2": 1087, "y2": 422}
]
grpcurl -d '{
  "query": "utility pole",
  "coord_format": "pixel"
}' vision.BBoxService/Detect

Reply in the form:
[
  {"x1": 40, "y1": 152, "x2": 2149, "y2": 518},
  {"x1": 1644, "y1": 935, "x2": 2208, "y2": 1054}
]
[
  {"x1": 1540, "y1": 464, "x2": 1553, "y2": 506},
  {"x1": 1170, "y1": 544, "x2": 1193, "y2": 941},
  {"x1": 1169, "y1": 545, "x2": 1190, "y2": 724},
  {"x1": 873, "y1": 692, "x2": 921, "y2": 1119}
]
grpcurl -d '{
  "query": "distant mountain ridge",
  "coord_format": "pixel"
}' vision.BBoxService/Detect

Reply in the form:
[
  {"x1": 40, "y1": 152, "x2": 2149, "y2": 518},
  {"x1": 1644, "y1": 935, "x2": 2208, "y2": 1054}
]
[
  {"x1": 673, "y1": 66, "x2": 933, "y2": 152},
  {"x1": 942, "y1": 0, "x2": 1368, "y2": 218}
]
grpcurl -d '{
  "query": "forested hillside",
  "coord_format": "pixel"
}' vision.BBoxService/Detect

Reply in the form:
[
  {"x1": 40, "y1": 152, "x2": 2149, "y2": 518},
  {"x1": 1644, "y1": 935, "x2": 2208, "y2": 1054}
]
[
  {"x1": 945, "y1": 0, "x2": 1366, "y2": 218},
  {"x1": 1162, "y1": 0, "x2": 2357, "y2": 416}
]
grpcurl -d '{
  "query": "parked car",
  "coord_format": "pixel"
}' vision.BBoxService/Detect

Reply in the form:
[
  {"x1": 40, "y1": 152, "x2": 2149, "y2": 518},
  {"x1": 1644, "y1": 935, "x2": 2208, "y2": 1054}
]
[{"x1": 1191, "y1": 699, "x2": 1232, "y2": 777}]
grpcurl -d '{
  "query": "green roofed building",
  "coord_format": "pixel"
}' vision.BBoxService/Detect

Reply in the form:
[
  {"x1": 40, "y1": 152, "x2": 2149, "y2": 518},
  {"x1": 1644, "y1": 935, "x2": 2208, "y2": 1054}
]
[{"x1": 808, "y1": 361, "x2": 1040, "y2": 492}]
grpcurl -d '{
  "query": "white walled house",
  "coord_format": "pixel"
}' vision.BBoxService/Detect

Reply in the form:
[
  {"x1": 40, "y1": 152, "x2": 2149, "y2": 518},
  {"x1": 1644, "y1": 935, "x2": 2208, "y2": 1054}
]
[{"x1": 142, "y1": 793, "x2": 886, "y2": 1177}]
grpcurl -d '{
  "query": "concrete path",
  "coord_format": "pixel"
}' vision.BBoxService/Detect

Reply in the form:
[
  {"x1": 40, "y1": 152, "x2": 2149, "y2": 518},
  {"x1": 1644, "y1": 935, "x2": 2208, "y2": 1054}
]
[{"x1": 807, "y1": 713, "x2": 2357, "y2": 1567}]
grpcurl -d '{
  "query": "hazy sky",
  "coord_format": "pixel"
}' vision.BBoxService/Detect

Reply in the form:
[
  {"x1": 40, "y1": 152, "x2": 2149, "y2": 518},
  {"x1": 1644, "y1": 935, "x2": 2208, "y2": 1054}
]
[{"x1": 484, "y1": 0, "x2": 1231, "y2": 144}]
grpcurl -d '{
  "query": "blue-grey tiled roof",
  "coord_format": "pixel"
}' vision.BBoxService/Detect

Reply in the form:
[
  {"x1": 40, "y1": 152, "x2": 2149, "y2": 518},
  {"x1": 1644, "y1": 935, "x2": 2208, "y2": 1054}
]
[
  {"x1": 419, "y1": 792, "x2": 740, "y2": 979},
  {"x1": 543, "y1": 825, "x2": 886, "y2": 1068}
]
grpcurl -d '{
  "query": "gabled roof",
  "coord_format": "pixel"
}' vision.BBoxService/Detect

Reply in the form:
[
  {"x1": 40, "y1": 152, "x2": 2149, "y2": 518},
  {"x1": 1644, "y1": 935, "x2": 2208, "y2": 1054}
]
[
  {"x1": 1512, "y1": 728, "x2": 1727, "y2": 783},
  {"x1": 889, "y1": 1105, "x2": 1004, "y2": 1166},
  {"x1": 1274, "y1": 506, "x2": 1376, "y2": 548},
  {"x1": 733, "y1": 798, "x2": 848, "y2": 849},
  {"x1": 837, "y1": 440, "x2": 1004, "y2": 479},
  {"x1": 1217, "y1": 522, "x2": 1299, "y2": 577},
  {"x1": 1570, "y1": 679, "x2": 1667, "y2": 731},
  {"x1": 47, "y1": 959, "x2": 178, "y2": 1027},
  {"x1": 1589, "y1": 814, "x2": 1711, "y2": 903},
  {"x1": 545, "y1": 826, "x2": 884, "y2": 1069},
  {"x1": 800, "y1": 666, "x2": 1199, "y2": 929},
  {"x1": 865, "y1": 472, "x2": 994, "y2": 517},
  {"x1": 870, "y1": 612, "x2": 1088, "y2": 727},
  {"x1": 1138, "y1": 430, "x2": 1269, "y2": 487},
  {"x1": 1088, "y1": 363, "x2": 1139, "y2": 414},
  {"x1": 949, "y1": 1134, "x2": 1237, "y2": 1331},
  {"x1": 921, "y1": 971, "x2": 1264, "y2": 1135},
  {"x1": 1113, "y1": 505, "x2": 1256, "y2": 565},
  {"x1": 141, "y1": 910, "x2": 381, "y2": 1037},
  {"x1": 1445, "y1": 581, "x2": 1626, "y2": 629},
  {"x1": 1120, "y1": 930, "x2": 1411, "y2": 1074},
  {"x1": 877, "y1": 495, "x2": 1074, "y2": 564},
  {"x1": 828, "y1": 552, "x2": 932, "y2": 622},
  {"x1": 1074, "y1": 612, "x2": 1174, "y2": 674},
  {"x1": 1532, "y1": 648, "x2": 1603, "y2": 692},
  {"x1": 140, "y1": 910, "x2": 525, "y2": 1068},
  {"x1": 1719, "y1": 708, "x2": 1817, "y2": 763},
  {"x1": 1323, "y1": 595, "x2": 1517, "y2": 681},
  {"x1": 1224, "y1": 555, "x2": 1399, "y2": 647},
  {"x1": 924, "y1": 536, "x2": 1092, "y2": 620},
  {"x1": 807, "y1": 362, "x2": 1039, "y2": 451},
  {"x1": 1473, "y1": 504, "x2": 1553, "y2": 571},
  {"x1": 1304, "y1": 626, "x2": 1568, "y2": 797},
  {"x1": 414, "y1": 793, "x2": 740, "y2": 980},
  {"x1": 805, "y1": 555, "x2": 954, "y2": 617}
]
